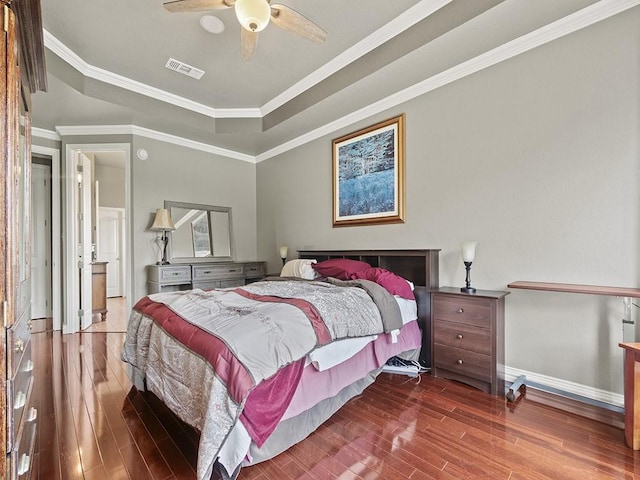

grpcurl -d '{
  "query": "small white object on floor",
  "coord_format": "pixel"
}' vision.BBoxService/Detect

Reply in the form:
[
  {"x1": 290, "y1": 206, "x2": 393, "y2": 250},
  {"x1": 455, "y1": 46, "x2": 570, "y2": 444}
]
[{"x1": 382, "y1": 364, "x2": 419, "y2": 377}]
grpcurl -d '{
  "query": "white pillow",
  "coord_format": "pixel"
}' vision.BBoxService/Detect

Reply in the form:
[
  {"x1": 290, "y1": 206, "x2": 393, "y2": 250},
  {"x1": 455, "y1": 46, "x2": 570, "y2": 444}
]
[{"x1": 281, "y1": 259, "x2": 318, "y2": 279}]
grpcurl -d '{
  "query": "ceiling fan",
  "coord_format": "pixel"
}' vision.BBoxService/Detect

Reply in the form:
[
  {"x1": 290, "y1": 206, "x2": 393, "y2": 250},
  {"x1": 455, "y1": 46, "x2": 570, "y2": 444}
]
[{"x1": 163, "y1": 0, "x2": 327, "y2": 60}]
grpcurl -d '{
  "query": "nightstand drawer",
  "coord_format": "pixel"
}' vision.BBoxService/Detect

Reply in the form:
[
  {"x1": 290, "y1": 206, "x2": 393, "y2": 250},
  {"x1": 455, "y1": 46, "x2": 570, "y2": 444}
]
[
  {"x1": 433, "y1": 322, "x2": 491, "y2": 356},
  {"x1": 433, "y1": 345, "x2": 492, "y2": 382},
  {"x1": 432, "y1": 294, "x2": 492, "y2": 328}
]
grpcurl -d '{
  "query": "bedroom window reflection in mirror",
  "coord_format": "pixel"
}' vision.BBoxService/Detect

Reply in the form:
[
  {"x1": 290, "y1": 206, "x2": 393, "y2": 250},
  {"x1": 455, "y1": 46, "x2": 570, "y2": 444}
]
[{"x1": 165, "y1": 201, "x2": 234, "y2": 263}]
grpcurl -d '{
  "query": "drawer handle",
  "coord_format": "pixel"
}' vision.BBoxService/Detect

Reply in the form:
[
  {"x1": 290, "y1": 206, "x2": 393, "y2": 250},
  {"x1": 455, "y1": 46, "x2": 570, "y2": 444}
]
[
  {"x1": 15, "y1": 338, "x2": 25, "y2": 353},
  {"x1": 457, "y1": 308, "x2": 464, "y2": 314},
  {"x1": 14, "y1": 391, "x2": 26, "y2": 410},
  {"x1": 23, "y1": 360, "x2": 34, "y2": 372},
  {"x1": 171, "y1": 272, "x2": 181, "y2": 276},
  {"x1": 27, "y1": 407, "x2": 38, "y2": 422},
  {"x1": 456, "y1": 334, "x2": 464, "y2": 340},
  {"x1": 457, "y1": 359, "x2": 464, "y2": 365},
  {"x1": 27, "y1": 319, "x2": 32, "y2": 331},
  {"x1": 18, "y1": 453, "x2": 30, "y2": 475}
]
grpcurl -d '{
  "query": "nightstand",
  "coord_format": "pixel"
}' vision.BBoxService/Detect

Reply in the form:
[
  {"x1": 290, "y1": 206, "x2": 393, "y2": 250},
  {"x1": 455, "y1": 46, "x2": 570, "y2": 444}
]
[{"x1": 431, "y1": 287, "x2": 509, "y2": 396}]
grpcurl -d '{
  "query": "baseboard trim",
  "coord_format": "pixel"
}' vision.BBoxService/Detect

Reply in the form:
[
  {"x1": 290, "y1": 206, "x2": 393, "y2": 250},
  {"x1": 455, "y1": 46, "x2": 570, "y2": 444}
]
[{"x1": 505, "y1": 366, "x2": 624, "y2": 410}]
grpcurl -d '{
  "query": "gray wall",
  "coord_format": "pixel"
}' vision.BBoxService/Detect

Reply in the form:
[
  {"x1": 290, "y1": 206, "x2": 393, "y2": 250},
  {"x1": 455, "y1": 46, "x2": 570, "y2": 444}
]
[
  {"x1": 95, "y1": 163, "x2": 125, "y2": 208},
  {"x1": 131, "y1": 137, "x2": 257, "y2": 302},
  {"x1": 44, "y1": 134, "x2": 257, "y2": 309},
  {"x1": 256, "y1": 8, "x2": 640, "y2": 396}
]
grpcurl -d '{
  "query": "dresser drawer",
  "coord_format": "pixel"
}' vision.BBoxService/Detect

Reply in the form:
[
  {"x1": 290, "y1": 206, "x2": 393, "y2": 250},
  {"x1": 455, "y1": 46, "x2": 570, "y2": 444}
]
[
  {"x1": 7, "y1": 312, "x2": 31, "y2": 380},
  {"x1": 243, "y1": 262, "x2": 265, "y2": 279},
  {"x1": 10, "y1": 405, "x2": 37, "y2": 480},
  {"x1": 433, "y1": 344, "x2": 492, "y2": 382},
  {"x1": 433, "y1": 322, "x2": 492, "y2": 356},
  {"x1": 432, "y1": 294, "x2": 492, "y2": 328},
  {"x1": 193, "y1": 264, "x2": 244, "y2": 282},
  {"x1": 148, "y1": 265, "x2": 192, "y2": 283},
  {"x1": 7, "y1": 338, "x2": 33, "y2": 448},
  {"x1": 192, "y1": 278, "x2": 245, "y2": 290}
]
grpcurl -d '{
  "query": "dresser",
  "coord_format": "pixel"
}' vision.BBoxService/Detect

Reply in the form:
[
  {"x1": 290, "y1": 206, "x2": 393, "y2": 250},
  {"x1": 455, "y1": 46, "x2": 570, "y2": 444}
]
[
  {"x1": 1, "y1": 2, "x2": 47, "y2": 478},
  {"x1": 147, "y1": 262, "x2": 266, "y2": 294},
  {"x1": 431, "y1": 287, "x2": 509, "y2": 396}
]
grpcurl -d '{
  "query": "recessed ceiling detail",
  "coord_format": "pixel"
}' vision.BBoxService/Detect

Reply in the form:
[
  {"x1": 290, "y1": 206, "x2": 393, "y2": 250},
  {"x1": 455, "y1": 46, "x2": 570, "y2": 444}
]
[{"x1": 165, "y1": 58, "x2": 205, "y2": 80}]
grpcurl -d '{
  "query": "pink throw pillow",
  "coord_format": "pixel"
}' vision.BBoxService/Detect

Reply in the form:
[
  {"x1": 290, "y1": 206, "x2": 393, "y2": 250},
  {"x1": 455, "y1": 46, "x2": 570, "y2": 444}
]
[
  {"x1": 350, "y1": 267, "x2": 415, "y2": 300},
  {"x1": 312, "y1": 258, "x2": 371, "y2": 280}
]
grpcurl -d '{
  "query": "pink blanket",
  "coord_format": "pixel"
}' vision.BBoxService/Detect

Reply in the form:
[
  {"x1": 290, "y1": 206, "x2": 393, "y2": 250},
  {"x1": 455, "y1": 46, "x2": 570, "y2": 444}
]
[{"x1": 134, "y1": 296, "x2": 305, "y2": 446}]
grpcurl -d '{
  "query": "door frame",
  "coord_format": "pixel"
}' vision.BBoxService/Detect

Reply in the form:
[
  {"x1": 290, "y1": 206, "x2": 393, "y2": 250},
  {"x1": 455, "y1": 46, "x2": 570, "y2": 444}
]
[
  {"x1": 64, "y1": 143, "x2": 131, "y2": 333},
  {"x1": 32, "y1": 145, "x2": 61, "y2": 330}
]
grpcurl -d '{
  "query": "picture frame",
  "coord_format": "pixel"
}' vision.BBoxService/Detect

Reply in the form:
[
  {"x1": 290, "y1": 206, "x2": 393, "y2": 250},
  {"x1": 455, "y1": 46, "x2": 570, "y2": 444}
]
[{"x1": 332, "y1": 114, "x2": 405, "y2": 227}]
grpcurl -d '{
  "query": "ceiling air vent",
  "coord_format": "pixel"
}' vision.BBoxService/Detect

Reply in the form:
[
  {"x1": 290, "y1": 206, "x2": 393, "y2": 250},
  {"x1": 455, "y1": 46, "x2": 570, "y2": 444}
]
[{"x1": 165, "y1": 58, "x2": 205, "y2": 80}]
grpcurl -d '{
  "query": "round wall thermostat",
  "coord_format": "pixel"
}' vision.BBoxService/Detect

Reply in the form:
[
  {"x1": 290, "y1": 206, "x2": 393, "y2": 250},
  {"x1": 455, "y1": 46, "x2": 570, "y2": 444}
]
[{"x1": 136, "y1": 148, "x2": 149, "y2": 160}]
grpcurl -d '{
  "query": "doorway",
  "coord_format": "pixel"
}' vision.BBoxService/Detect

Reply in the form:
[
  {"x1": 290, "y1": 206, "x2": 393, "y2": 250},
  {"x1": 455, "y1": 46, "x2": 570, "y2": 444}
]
[
  {"x1": 97, "y1": 206, "x2": 125, "y2": 298},
  {"x1": 64, "y1": 143, "x2": 131, "y2": 334},
  {"x1": 31, "y1": 145, "x2": 61, "y2": 330},
  {"x1": 31, "y1": 160, "x2": 51, "y2": 320}
]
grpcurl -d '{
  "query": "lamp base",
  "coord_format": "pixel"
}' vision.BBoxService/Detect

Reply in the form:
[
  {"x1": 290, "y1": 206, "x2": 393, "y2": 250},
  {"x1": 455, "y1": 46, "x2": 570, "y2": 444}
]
[
  {"x1": 460, "y1": 287, "x2": 476, "y2": 294},
  {"x1": 156, "y1": 261, "x2": 171, "y2": 265}
]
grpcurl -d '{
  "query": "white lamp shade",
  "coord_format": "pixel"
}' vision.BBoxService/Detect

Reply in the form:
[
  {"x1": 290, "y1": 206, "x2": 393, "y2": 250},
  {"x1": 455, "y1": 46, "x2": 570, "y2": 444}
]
[
  {"x1": 279, "y1": 245, "x2": 289, "y2": 259},
  {"x1": 235, "y1": 0, "x2": 271, "y2": 32},
  {"x1": 461, "y1": 241, "x2": 477, "y2": 262},
  {"x1": 150, "y1": 208, "x2": 176, "y2": 231}
]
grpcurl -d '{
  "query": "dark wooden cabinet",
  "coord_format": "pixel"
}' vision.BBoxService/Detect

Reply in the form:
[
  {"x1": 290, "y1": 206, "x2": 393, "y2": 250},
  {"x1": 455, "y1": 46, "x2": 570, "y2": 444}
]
[
  {"x1": 1, "y1": 2, "x2": 46, "y2": 479},
  {"x1": 431, "y1": 287, "x2": 509, "y2": 396}
]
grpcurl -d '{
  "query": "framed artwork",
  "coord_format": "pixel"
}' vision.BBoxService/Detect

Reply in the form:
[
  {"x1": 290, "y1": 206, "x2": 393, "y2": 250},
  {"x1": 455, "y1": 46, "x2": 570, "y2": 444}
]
[{"x1": 332, "y1": 114, "x2": 405, "y2": 227}]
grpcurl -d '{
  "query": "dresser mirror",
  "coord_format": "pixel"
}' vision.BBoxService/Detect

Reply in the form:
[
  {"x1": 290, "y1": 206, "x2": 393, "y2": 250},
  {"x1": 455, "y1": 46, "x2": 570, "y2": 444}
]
[{"x1": 165, "y1": 201, "x2": 234, "y2": 263}]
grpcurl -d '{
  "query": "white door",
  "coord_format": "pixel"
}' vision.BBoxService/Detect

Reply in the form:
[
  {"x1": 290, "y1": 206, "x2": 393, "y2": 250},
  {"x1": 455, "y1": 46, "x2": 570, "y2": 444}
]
[
  {"x1": 98, "y1": 207, "x2": 124, "y2": 297},
  {"x1": 31, "y1": 163, "x2": 51, "y2": 319}
]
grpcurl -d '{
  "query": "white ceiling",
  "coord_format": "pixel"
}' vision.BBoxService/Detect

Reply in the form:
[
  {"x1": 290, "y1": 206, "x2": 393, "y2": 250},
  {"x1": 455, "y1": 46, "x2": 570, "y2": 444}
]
[{"x1": 32, "y1": 0, "x2": 636, "y2": 159}]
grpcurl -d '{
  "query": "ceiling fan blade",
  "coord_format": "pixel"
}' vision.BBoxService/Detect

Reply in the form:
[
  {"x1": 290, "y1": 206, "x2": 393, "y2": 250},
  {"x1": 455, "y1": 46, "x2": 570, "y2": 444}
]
[
  {"x1": 270, "y1": 4, "x2": 327, "y2": 44},
  {"x1": 241, "y1": 28, "x2": 259, "y2": 60},
  {"x1": 163, "y1": 0, "x2": 234, "y2": 13}
]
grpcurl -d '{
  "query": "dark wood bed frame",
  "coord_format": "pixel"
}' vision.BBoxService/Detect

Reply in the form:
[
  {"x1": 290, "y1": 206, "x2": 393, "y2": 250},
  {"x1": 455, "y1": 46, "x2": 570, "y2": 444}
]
[{"x1": 298, "y1": 249, "x2": 440, "y2": 367}]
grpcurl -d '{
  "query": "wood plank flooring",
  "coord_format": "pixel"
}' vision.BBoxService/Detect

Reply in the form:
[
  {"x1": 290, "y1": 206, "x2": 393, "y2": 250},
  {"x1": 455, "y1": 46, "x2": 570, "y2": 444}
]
[{"x1": 29, "y1": 329, "x2": 640, "y2": 480}]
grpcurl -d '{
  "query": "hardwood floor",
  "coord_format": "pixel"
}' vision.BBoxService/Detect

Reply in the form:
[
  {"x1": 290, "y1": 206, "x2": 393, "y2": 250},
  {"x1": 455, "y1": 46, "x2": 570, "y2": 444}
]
[{"x1": 30, "y1": 329, "x2": 640, "y2": 480}]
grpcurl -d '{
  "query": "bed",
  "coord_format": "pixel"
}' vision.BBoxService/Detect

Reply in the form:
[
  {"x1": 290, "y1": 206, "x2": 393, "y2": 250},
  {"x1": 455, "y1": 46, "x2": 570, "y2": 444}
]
[{"x1": 121, "y1": 249, "x2": 439, "y2": 480}]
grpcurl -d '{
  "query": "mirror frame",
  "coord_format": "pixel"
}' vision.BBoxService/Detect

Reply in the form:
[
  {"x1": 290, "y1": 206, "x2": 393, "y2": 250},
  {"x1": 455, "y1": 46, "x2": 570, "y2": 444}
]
[{"x1": 164, "y1": 200, "x2": 234, "y2": 263}]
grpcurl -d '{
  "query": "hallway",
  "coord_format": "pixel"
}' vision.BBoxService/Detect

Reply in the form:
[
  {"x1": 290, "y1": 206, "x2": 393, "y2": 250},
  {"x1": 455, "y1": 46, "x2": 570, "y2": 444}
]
[{"x1": 85, "y1": 297, "x2": 129, "y2": 332}]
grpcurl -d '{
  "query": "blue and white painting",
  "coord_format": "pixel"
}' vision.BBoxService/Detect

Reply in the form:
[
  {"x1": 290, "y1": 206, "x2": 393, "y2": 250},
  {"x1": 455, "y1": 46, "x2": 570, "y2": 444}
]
[{"x1": 333, "y1": 117, "x2": 403, "y2": 225}]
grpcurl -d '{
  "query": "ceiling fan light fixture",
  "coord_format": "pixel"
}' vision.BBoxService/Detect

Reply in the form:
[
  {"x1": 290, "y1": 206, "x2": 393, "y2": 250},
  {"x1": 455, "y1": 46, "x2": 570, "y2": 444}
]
[{"x1": 235, "y1": 0, "x2": 271, "y2": 32}]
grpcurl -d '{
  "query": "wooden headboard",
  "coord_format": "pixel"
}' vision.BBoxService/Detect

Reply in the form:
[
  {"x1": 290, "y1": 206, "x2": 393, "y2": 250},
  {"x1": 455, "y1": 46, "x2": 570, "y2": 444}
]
[{"x1": 298, "y1": 249, "x2": 440, "y2": 367}]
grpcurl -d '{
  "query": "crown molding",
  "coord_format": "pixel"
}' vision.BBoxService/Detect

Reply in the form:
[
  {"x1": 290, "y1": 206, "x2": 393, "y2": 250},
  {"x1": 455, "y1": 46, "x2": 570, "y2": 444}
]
[
  {"x1": 43, "y1": 0, "x2": 445, "y2": 121},
  {"x1": 260, "y1": 0, "x2": 452, "y2": 116},
  {"x1": 44, "y1": 30, "x2": 261, "y2": 119},
  {"x1": 54, "y1": 124, "x2": 256, "y2": 163},
  {"x1": 32, "y1": 127, "x2": 61, "y2": 141},
  {"x1": 41, "y1": 0, "x2": 640, "y2": 165},
  {"x1": 256, "y1": 0, "x2": 640, "y2": 162}
]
